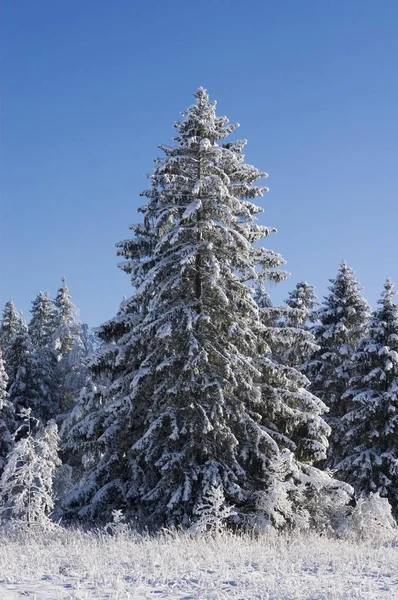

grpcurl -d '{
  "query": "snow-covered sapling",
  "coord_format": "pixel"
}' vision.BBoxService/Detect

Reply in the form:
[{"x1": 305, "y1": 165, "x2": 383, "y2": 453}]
[
  {"x1": 190, "y1": 486, "x2": 236, "y2": 534},
  {"x1": 0, "y1": 408, "x2": 61, "y2": 530}
]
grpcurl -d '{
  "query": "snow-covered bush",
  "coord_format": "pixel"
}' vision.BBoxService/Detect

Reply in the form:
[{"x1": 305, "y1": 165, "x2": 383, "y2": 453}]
[
  {"x1": 0, "y1": 409, "x2": 61, "y2": 531},
  {"x1": 347, "y1": 493, "x2": 397, "y2": 541},
  {"x1": 249, "y1": 449, "x2": 354, "y2": 534}
]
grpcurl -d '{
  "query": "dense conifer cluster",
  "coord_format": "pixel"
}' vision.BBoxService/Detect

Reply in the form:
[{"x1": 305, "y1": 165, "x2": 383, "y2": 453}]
[{"x1": 0, "y1": 89, "x2": 396, "y2": 530}]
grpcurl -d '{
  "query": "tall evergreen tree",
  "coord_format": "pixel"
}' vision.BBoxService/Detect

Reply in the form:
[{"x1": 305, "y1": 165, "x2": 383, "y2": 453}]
[
  {"x1": 53, "y1": 278, "x2": 82, "y2": 360},
  {"x1": 0, "y1": 349, "x2": 14, "y2": 473},
  {"x1": 8, "y1": 327, "x2": 56, "y2": 426},
  {"x1": 304, "y1": 261, "x2": 371, "y2": 467},
  {"x1": 29, "y1": 292, "x2": 57, "y2": 350},
  {"x1": 68, "y1": 89, "x2": 350, "y2": 528},
  {"x1": 4, "y1": 319, "x2": 29, "y2": 394},
  {"x1": 53, "y1": 279, "x2": 87, "y2": 434},
  {"x1": 0, "y1": 300, "x2": 25, "y2": 388},
  {"x1": 336, "y1": 279, "x2": 398, "y2": 516},
  {"x1": 0, "y1": 300, "x2": 23, "y2": 346},
  {"x1": 285, "y1": 281, "x2": 318, "y2": 328},
  {"x1": 282, "y1": 281, "x2": 319, "y2": 367},
  {"x1": 29, "y1": 292, "x2": 58, "y2": 418}
]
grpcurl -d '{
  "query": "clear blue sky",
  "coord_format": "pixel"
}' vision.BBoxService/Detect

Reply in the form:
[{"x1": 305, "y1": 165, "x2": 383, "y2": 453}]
[{"x1": 1, "y1": 0, "x2": 397, "y2": 326}]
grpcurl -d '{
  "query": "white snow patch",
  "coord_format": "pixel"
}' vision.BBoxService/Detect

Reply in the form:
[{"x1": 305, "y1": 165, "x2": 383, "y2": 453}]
[{"x1": 0, "y1": 528, "x2": 397, "y2": 599}]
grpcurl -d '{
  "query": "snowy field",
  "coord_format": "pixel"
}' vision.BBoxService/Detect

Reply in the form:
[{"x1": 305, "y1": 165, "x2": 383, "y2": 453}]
[{"x1": 0, "y1": 528, "x2": 397, "y2": 599}]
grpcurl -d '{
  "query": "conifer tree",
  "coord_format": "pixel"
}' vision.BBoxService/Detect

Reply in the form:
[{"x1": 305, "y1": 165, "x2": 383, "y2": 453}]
[
  {"x1": 52, "y1": 279, "x2": 88, "y2": 434},
  {"x1": 0, "y1": 300, "x2": 25, "y2": 388},
  {"x1": 281, "y1": 281, "x2": 319, "y2": 367},
  {"x1": 29, "y1": 292, "x2": 57, "y2": 350},
  {"x1": 285, "y1": 281, "x2": 318, "y2": 328},
  {"x1": 4, "y1": 319, "x2": 29, "y2": 394},
  {"x1": 0, "y1": 349, "x2": 14, "y2": 473},
  {"x1": 28, "y1": 292, "x2": 58, "y2": 421},
  {"x1": 304, "y1": 261, "x2": 371, "y2": 467},
  {"x1": 8, "y1": 327, "x2": 55, "y2": 426},
  {"x1": 68, "y1": 89, "x2": 350, "y2": 528},
  {"x1": 53, "y1": 278, "x2": 82, "y2": 359},
  {"x1": 0, "y1": 299, "x2": 24, "y2": 344},
  {"x1": 336, "y1": 279, "x2": 398, "y2": 517}
]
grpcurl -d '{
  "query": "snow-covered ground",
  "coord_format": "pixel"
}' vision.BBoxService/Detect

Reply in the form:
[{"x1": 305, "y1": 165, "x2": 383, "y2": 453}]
[{"x1": 0, "y1": 528, "x2": 397, "y2": 599}]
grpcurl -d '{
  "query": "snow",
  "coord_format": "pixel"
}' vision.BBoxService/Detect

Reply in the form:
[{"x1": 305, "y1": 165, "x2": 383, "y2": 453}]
[{"x1": 0, "y1": 529, "x2": 397, "y2": 599}]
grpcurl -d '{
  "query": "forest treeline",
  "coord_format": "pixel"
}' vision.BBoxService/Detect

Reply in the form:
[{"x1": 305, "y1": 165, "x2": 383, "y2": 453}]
[{"x1": 1, "y1": 89, "x2": 397, "y2": 532}]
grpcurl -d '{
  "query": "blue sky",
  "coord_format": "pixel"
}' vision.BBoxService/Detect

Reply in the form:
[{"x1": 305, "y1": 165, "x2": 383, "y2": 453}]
[{"x1": 1, "y1": 0, "x2": 397, "y2": 326}]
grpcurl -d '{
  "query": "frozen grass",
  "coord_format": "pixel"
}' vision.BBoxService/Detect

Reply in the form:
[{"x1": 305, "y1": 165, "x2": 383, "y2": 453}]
[{"x1": 0, "y1": 527, "x2": 397, "y2": 599}]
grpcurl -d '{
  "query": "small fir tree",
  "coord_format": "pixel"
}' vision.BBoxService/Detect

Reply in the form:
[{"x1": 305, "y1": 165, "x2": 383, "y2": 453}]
[
  {"x1": 190, "y1": 485, "x2": 236, "y2": 533},
  {"x1": 67, "y1": 88, "x2": 351, "y2": 529},
  {"x1": 281, "y1": 281, "x2": 319, "y2": 367},
  {"x1": 336, "y1": 280, "x2": 398, "y2": 517},
  {"x1": 304, "y1": 260, "x2": 371, "y2": 467},
  {"x1": 0, "y1": 408, "x2": 60, "y2": 529},
  {"x1": 285, "y1": 281, "x2": 318, "y2": 328}
]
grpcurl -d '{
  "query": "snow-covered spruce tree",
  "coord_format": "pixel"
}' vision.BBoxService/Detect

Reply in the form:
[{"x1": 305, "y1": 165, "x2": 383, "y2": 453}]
[
  {"x1": 250, "y1": 295, "x2": 354, "y2": 532},
  {"x1": 28, "y1": 292, "x2": 58, "y2": 422},
  {"x1": 285, "y1": 281, "x2": 318, "y2": 328},
  {"x1": 29, "y1": 292, "x2": 57, "y2": 350},
  {"x1": 336, "y1": 279, "x2": 398, "y2": 517},
  {"x1": 304, "y1": 260, "x2": 371, "y2": 468},
  {"x1": 0, "y1": 349, "x2": 14, "y2": 473},
  {"x1": 0, "y1": 299, "x2": 24, "y2": 348},
  {"x1": 280, "y1": 281, "x2": 319, "y2": 367},
  {"x1": 53, "y1": 278, "x2": 83, "y2": 360},
  {"x1": 3, "y1": 319, "x2": 29, "y2": 395},
  {"x1": 8, "y1": 326, "x2": 56, "y2": 427},
  {"x1": 52, "y1": 279, "x2": 87, "y2": 429},
  {"x1": 0, "y1": 408, "x2": 60, "y2": 529},
  {"x1": 0, "y1": 300, "x2": 25, "y2": 388},
  {"x1": 67, "y1": 88, "x2": 351, "y2": 528}
]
